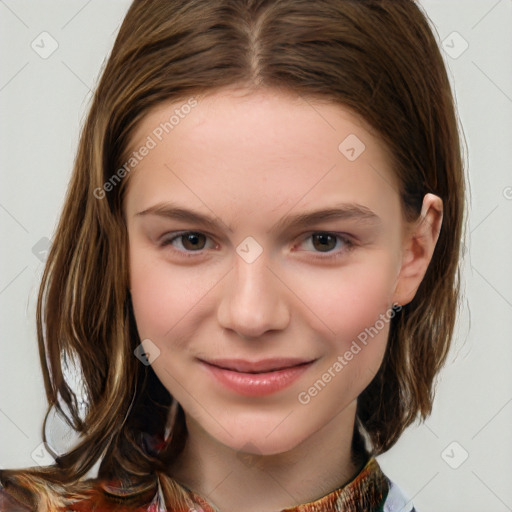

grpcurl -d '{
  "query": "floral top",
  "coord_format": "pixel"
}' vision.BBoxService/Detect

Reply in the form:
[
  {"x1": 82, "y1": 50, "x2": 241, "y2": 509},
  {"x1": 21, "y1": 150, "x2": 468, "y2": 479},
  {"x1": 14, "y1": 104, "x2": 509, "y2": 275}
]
[{"x1": 0, "y1": 458, "x2": 416, "y2": 511}]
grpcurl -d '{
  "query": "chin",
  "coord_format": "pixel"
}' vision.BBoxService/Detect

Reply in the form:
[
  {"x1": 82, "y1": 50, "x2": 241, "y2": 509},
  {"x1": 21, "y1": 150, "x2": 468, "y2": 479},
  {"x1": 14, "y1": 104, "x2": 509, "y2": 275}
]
[
  {"x1": 199, "y1": 410, "x2": 316, "y2": 456},
  {"x1": 229, "y1": 430, "x2": 308, "y2": 457}
]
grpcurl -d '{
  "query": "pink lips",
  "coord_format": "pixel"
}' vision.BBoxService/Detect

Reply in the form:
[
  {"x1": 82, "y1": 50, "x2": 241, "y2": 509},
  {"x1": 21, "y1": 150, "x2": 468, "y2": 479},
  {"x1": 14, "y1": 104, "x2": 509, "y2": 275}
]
[{"x1": 199, "y1": 357, "x2": 315, "y2": 396}]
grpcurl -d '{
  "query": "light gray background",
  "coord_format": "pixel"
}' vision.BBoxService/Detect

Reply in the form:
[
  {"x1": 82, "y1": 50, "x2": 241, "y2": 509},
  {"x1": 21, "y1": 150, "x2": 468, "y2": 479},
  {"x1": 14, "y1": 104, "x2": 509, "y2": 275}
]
[{"x1": 1, "y1": 1, "x2": 511, "y2": 511}]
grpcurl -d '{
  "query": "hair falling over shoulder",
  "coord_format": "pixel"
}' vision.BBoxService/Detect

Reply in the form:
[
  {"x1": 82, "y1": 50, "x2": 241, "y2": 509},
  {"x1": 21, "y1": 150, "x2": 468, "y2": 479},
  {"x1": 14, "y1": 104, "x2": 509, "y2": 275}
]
[{"x1": 0, "y1": 0, "x2": 465, "y2": 508}]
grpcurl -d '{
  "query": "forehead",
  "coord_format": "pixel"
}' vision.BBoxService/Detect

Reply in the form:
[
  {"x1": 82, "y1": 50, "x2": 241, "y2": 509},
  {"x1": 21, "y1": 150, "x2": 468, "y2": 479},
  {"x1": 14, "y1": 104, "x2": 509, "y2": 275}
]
[{"x1": 124, "y1": 88, "x2": 401, "y2": 225}]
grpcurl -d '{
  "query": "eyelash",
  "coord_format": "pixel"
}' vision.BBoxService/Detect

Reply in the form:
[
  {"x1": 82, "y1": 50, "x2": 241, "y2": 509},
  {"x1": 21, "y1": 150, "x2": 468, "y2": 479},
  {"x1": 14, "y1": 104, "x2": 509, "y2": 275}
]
[{"x1": 159, "y1": 231, "x2": 356, "y2": 261}]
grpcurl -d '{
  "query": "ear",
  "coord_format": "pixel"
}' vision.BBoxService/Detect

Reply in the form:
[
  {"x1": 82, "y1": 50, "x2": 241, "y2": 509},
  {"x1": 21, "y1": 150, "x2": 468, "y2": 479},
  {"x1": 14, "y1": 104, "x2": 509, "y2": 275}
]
[{"x1": 392, "y1": 193, "x2": 443, "y2": 306}]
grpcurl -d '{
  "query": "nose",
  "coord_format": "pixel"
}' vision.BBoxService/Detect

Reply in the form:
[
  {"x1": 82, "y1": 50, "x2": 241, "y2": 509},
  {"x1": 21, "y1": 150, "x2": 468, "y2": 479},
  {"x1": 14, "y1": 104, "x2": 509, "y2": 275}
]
[{"x1": 217, "y1": 251, "x2": 290, "y2": 340}]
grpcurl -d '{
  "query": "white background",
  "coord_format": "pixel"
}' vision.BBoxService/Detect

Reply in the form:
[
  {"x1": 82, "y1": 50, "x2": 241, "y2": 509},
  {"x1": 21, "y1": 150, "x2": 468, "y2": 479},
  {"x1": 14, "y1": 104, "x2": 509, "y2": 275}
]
[{"x1": 1, "y1": 1, "x2": 511, "y2": 510}]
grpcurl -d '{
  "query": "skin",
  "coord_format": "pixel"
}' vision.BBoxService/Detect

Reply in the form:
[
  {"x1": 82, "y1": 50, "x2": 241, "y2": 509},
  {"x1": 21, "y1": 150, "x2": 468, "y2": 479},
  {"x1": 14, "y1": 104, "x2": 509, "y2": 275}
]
[{"x1": 123, "y1": 87, "x2": 443, "y2": 512}]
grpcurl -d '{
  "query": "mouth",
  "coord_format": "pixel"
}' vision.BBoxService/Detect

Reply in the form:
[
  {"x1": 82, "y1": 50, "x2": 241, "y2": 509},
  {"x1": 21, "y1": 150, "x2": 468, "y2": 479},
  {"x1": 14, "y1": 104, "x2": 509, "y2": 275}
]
[
  {"x1": 200, "y1": 358, "x2": 315, "y2": 373},
  {"x1": 198, "y1": 357, "x2": 316, "y2": 396}
]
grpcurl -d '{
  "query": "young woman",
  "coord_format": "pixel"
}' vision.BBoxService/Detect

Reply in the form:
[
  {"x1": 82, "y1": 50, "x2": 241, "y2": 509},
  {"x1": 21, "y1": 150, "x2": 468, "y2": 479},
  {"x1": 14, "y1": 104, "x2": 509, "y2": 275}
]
[{"x1": 0, "y1": 0, "x2": 464, "y2": 510}]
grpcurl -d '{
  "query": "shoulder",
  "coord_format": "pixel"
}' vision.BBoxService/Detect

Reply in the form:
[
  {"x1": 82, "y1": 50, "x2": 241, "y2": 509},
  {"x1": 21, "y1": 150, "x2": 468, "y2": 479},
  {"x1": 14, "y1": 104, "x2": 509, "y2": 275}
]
[
  {"x1": 0, "y1": 488, "x2": 32, "y2": 511},
  {"x1": 359, "y1": 457, "x2": 418, "y2": 512},
  {"x1": 56, "y1": 478, "x2": 160, "y2": 512},
  {"x1": 381, "y1": 479, "x2": 418, "y2": 512},
  {"x1": 0, "y1": 479, "x2": 34, "y2": 511},
  {"x1": 0, "y1": 476, "x2": 160, "y2": 512}
]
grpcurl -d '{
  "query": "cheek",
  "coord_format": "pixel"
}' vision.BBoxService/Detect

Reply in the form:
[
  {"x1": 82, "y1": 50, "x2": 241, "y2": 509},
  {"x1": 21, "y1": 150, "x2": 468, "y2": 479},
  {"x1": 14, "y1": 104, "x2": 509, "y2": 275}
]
[
  {"x1": 128, "y1": 243, "x2": 229, "y2": 346},
  {"x1": 295, "y1": 287, "x2": 393, "y2": 414},
  {"x1": 288, "y1": 253, "x2": 398, "y2": 398},
  {"x1": 289, "y1": 252, "x2": 398, "y2": 342},
  {"x1": 337, "y1": 267, "x2": 395, "y2": 349},
  {"x1": 129, "y1": 245, "x2": 200, "y2": 338}
]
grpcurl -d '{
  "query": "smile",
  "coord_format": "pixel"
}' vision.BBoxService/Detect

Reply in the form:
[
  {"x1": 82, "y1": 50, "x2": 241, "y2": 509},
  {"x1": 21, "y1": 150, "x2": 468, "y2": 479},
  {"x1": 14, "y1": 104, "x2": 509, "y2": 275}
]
[{"x1": 199, "y1": 358, "x2": 316, "y2": 396}]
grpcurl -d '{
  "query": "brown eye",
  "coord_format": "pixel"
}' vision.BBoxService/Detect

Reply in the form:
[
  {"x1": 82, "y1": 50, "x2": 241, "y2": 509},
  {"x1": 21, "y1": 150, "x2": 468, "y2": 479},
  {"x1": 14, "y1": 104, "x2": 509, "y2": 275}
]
[
  {"x1": 293, "y1": 232, "x2": 354, "y2": 261},
  {"x1": 160, "y1": 231, "x2": 212, "y2": 253},
  {"x1": 311, "y1": 233, "x2": 337, "y2": 252},
  {"x1": 179, "y1": 232, "x2": 207, "y2": 250}
]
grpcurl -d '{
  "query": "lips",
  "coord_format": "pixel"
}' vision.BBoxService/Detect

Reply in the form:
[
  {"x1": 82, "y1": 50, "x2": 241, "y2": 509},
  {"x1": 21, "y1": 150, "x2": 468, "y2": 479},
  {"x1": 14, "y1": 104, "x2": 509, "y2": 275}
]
[
  {"x1": 199, "y1": 357, "x2": 315, "y2": 396},
  {"x1": 201, "y1": 358, "x2": 314, "y2": 373}
]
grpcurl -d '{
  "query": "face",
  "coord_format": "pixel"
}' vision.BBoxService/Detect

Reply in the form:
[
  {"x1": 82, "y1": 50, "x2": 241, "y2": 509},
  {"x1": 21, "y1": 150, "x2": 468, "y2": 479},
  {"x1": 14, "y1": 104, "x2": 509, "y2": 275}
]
[{"x1": 124, "y1": 88, "x2": 408, "y2": 456}]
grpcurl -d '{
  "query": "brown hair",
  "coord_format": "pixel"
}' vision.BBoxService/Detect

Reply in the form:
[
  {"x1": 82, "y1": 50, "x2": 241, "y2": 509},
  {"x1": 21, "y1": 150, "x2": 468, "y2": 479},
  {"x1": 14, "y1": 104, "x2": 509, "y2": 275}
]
[{"x1": 0, "y1": 0, "x2": 465, "y2": 508}]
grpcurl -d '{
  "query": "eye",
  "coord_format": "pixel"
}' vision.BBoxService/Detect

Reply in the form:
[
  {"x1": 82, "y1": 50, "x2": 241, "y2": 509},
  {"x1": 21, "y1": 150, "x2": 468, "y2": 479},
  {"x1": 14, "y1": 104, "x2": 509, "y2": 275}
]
[
  {"x1": 159, "y1": 230, "x2": 355, "y2": 260},
  {"x1": 160, "y1": 231, "x2": 216, "y2": 255},
  {"x1": 294, "y1": 232, "x2": 355, "y2": 259}
]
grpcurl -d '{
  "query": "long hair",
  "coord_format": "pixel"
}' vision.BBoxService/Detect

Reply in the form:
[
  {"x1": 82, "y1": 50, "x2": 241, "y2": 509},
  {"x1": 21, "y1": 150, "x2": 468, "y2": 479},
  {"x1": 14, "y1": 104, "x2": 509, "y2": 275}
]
[{"x1": 0, "y1": 0, "x2": 465, "y2": 508}]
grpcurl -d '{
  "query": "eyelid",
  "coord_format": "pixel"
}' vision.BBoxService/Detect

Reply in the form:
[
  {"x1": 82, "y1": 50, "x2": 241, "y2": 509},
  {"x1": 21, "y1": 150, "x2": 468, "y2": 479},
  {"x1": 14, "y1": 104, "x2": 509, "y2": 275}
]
[{"x1": 296, "y1": 230, "x2": 356, "y2": 245}]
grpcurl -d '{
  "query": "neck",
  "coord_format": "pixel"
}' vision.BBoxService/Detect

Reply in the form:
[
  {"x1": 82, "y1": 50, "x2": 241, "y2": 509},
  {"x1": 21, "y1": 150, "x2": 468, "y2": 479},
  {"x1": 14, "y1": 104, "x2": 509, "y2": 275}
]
[{"x1": 167, "y1": 401, "x2": 363, "y2": 512}]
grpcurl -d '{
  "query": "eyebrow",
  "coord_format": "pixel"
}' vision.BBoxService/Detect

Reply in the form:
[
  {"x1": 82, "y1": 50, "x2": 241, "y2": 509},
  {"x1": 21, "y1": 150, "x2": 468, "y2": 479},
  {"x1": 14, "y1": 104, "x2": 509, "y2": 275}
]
[{"x1": 135, "y1": 201, "x2": 381, "y2": 234}]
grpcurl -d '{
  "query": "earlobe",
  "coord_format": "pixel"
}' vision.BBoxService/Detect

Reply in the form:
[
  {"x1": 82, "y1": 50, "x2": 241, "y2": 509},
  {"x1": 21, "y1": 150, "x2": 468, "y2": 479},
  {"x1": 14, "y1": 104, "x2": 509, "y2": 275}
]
[{"x1": 392, "y1": 193, "x2": 443, "y2": 306}]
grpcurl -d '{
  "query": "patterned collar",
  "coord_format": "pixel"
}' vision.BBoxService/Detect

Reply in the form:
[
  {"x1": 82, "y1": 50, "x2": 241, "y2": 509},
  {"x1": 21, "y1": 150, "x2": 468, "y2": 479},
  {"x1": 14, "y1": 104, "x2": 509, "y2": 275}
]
[
  {"x1": 163, "y1": 457, "x2": 390, "y2": 512},
  {"x1": 0, "y1": 455, "x2": 415, "y2": 511}
]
